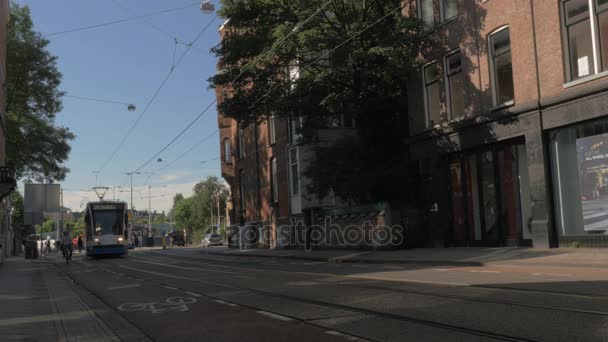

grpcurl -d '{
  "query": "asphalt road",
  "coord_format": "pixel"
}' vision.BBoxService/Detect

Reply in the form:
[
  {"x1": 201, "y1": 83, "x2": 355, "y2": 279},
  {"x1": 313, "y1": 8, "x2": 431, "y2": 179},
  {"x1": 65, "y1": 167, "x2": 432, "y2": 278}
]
[{"x1": 59, "y1": 247, "x2": 608, "y2": 342}]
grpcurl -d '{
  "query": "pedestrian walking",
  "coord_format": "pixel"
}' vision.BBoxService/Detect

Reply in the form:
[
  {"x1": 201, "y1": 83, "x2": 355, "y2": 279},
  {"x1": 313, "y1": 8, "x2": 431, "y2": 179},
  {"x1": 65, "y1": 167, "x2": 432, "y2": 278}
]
[
  {"x1": 77, "y1": 235, "x2": 83, "y2": 253},
  {"x1": 61, "y1": 230, "x2": 73, "y2": 262}
]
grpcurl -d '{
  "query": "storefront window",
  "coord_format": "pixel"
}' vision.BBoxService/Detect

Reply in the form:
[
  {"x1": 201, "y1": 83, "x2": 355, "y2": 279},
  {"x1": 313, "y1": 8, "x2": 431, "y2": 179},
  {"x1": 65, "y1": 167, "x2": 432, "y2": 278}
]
[{"x1": 550, "y1": 119, "x2": 608, "y2": 236}]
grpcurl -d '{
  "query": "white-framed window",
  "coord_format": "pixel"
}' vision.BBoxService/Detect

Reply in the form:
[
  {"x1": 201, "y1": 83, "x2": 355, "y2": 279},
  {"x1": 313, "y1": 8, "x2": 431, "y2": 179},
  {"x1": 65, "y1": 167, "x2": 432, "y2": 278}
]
[
  {"x1": 561, "y1": 0, "x2": 608, "y2": 81},
  {"x1": 418, "y1": 0, "x2": 435, "y2": 28},
  {"x1": 221, "y1": 89, "x2": 228, "y2": 102},
  {"x1": 268, "y1": 115, "x2": 276, "y2": 145},
  {"x1": 223, "y1": 138, "x2": 232, "y2": 164},
  {"x1": 289, "y1": 148, "x2": 300, "y2": 196},
  {"x1": 489, "y1": 27, "x2": 514, "y2": 106},
  {"x1": 445, "y1": 50, "x2": 465, "y2": 119},
  {"x1": 237, "y1": 124, "x2": 244, "y2": 159},
  {"x1": 289, "y1": 115, "x2": 303, "y2": 143},
  {"x1": 423, "y1": 61, "x2": 442, "y2": 127},
  {"x1": 441, "y1": 0, "x2": 458, "y2": 22},
  {"x1": 270, "y1": 157, "x2": 278, "y2": 203}
]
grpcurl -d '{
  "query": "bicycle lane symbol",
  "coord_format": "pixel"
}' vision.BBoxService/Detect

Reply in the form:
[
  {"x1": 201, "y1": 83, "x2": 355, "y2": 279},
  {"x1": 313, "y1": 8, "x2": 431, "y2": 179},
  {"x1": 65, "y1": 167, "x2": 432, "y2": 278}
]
[{"x1": 118, "y1": 297, "x2": 198, "y2": 314}]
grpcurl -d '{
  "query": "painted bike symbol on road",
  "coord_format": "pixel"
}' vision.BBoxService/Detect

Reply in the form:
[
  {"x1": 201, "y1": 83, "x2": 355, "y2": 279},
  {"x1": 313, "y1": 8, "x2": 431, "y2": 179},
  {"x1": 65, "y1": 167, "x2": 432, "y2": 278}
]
[{"x1": 118, "y1": 297, "x2": 197, "y2": 314}]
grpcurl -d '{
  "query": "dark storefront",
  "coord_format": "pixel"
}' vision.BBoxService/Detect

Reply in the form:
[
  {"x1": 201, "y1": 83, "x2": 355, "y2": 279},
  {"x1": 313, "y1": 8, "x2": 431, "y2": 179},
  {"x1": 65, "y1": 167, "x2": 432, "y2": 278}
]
[
  {"x1": 549, "y1": 117, "x2": 608, "y2": 247},
  {"x1": 448, "y1": 140, "x2": 532, "y2": 246}
]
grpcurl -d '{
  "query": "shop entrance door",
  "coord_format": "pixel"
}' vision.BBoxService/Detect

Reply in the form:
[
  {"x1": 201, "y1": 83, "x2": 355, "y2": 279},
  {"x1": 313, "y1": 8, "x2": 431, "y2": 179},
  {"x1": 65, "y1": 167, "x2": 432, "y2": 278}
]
[{"x1": 449, "y1": 143, "x2": 524, "y2": 246}]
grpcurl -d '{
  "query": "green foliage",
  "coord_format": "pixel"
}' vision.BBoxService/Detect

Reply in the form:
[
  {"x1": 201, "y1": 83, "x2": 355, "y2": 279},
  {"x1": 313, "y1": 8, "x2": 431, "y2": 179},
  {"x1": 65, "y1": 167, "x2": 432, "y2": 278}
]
[
  {"x1": 40, "y1": 219, "x2": 55, "y2": 233},
  {"x1": 171, "y1": 177, "x2": 230, "y2": 237},
  {"x1": 10, "y1": 191, "x2": 30, "y2": 240},
  {"x1": 210, "y1": 0, "x2": 433, "y2": 203},
  {"x1": 6, "y1": 3, "x2": 74, "y2": 182}
]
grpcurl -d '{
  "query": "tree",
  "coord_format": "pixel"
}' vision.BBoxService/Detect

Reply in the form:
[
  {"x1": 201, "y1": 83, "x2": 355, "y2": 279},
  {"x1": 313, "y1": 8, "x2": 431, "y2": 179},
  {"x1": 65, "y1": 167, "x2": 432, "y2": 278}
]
[
  {"x1": 10, "y1": 191, "x2": 28, "y2": 240},
  {"x1": 6, "y1": 4, "x2": 74, "y2": 182},
  {"x1": 170, "y1": 177, "x2": 230, "y2": 242},
  {"x1": 209, "y1": 0, "x2": 434, "y2": 203}
]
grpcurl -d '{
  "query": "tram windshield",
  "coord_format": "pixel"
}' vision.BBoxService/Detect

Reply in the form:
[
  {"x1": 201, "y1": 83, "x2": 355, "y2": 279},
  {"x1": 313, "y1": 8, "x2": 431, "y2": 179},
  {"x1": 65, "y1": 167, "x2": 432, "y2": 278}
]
[{"x1": 92, "y1": 209, "x2": 123, "y2": 236}]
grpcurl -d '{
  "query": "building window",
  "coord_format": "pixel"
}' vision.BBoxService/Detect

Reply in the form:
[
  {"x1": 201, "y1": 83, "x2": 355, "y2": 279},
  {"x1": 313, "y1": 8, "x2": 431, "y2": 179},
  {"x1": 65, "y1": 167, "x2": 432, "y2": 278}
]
[
  {"x1": 597, "y1": 0, "x2": 608, "y2": 70},
  {"x1": 270, "y1": 157, "x2": 278, "y2": 203},
  {"x1": 237, "y1": 124, "x2": 244, "y2": 159},
  {"x1": 223, "y1": 138, "x2": 231, "y2": 164},
  {"x1": 423, "y1": 62, "x2": 442, "y2": 127},
  {"x1": 289, "y1": 148, "x2": 300, "y2": 196},
  {"x1": 563, "y1": 0, "x2": 595, "y2": 80},
  {"x1": 489, "y1": 27, "x2": 514, "y2": 106},
  {"x1": 268, "y1": 116, "x2": 276, "y2": 145},
  {"x1": 419, "y1": 0, "x2": 435, "y2": 27},
  {"x1": 239, "y1": 169, "x2": 246, "y2": 215},
  {"x1": 289, "y1": 115, "x2": 303, "y2": 144},
  {"x1": 561, "y1": 0, "x2": 608, "y2": 81},
  {"x1": 445, "y1": 50, "x2": 464, "y2": 119},
  {"x1": 442, "y1": 0, "x2": 458, "y2": 21},
  {"x1": 550, "y1": 117, "x2": 608, "y2": 237},
  {"x1": 221, "y1": 90, "x2": 228, "y2": 102}
]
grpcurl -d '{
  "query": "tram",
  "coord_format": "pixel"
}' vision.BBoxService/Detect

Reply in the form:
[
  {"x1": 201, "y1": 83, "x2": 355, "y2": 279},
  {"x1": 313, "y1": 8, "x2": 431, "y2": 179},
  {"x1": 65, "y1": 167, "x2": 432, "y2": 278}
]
[{"x1": 84, "y1": 201, "x2": 129, "y2": 257}]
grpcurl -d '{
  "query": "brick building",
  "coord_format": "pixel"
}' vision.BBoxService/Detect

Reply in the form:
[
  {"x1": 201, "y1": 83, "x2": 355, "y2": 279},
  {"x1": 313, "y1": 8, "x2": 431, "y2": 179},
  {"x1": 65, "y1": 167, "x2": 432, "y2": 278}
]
[
  {"x1": 216, "y1": 19, "x2": 395, "y2": 249},
  {"x1": 0, "y1": 0, "x2": 16, "y2": 262},
  {"x1": 216, "y1": 21, "x2": 291, "y2": 247},
  {"x1": 408, "y1": 0, "x2": 608, "y2": 248}
]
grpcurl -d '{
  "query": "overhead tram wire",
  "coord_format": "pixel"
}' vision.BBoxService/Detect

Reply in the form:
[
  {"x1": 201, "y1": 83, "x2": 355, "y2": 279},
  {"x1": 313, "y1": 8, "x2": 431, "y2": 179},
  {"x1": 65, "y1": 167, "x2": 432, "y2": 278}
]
[
  {"x1": 141, "y1": 129, "x2": 219, "y2": 186},
  {"x1": 64, "y1": 95, "x2": 133, "y2": 106},
  {"x1": 110, "y1": 0, "x2": 208, "y2": 56},
  {"x1": 130, "y1": 0, "x2": 335, "y2": 174},
  {"x1": 95, "y1": 13, "x2": 219, "y2": 175},
  {"x1": 131, "y1": 1, "x2": 403, "y2": 177},
  {"x1": 43, "y1": 2, "x2": 202, "y2": 37}
]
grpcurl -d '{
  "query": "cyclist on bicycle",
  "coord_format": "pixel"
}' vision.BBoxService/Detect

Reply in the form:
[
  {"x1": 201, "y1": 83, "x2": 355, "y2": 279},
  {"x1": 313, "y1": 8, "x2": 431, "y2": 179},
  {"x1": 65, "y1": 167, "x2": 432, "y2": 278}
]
[{"x1": 61, "y1": 230, "x2": 73, "y2": 261}]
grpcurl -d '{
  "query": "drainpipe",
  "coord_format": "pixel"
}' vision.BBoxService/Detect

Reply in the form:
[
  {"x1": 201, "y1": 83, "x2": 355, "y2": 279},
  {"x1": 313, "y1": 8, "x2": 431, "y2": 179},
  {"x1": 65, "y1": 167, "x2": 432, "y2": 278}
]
[{"x1": 254, "y1": 123, "x2": 262, "y2": 224}]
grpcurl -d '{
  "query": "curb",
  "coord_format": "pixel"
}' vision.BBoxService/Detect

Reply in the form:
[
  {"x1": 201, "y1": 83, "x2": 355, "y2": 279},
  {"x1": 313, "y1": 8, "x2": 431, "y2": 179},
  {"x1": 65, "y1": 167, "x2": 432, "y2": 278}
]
[{"x1": 204, "y1": 250, "x2": 484, "y2": 267}]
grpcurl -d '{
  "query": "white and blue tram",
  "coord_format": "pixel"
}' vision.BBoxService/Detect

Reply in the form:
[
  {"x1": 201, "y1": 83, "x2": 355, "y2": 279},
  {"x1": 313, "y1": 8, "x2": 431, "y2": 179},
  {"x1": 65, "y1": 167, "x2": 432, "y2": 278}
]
[{"x1": 84, "y1": 201, "x2": 129, "y2": 257}]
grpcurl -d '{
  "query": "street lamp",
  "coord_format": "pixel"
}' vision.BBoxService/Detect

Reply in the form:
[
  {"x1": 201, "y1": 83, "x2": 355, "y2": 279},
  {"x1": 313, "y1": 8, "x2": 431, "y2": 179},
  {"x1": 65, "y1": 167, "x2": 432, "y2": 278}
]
[{"x1": 200, "y1": 0, "x2": 215, "y2": 14}]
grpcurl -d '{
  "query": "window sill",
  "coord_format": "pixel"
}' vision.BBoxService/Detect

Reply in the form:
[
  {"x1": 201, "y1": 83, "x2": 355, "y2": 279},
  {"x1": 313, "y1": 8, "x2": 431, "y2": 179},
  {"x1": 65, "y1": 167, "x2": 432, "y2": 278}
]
[
  {"x1": 563, "y1": 71, "x2": 608, "y2": 88},
  {"x1": 490, "y1": 100, "x2": 515, "y2": 112}
]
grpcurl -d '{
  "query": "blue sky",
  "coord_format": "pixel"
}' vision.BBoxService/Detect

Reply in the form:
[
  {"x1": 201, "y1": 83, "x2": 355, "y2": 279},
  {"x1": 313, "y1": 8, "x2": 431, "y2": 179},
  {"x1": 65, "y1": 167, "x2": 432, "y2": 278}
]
[{"x1": 16, "y1": 0, "x2": 224, "y2": 211}]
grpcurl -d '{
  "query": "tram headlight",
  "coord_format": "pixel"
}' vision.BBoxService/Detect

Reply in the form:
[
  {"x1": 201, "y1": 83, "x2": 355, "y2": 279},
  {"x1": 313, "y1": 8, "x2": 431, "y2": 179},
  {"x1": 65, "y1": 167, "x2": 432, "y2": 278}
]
[
  {"x1": 118, "y1": 237, "x2": 123, "y2": 242},
  {"x1": 94, "y1": 238, "x2": 100, "y2": 243}
]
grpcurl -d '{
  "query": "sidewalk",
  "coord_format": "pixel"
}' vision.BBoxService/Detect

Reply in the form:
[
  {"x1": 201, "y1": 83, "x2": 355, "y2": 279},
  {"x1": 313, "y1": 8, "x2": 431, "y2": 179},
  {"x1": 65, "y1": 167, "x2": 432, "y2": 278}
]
[
  {"x1": 0, "y1": 255, "x2": 149, "y2": 342},
  {"x1": 204, "y1": 246, "x2": 608, "y2": 268}
]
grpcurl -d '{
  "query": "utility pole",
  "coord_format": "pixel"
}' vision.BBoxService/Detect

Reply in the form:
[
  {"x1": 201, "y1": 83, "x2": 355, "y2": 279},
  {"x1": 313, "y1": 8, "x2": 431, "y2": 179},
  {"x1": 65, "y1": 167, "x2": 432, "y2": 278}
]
[
  {"x1": 60, "y1": 188, "x2": 64, "y2": 237},
  {"x1": 148, "y1": 185, "x2": 152, "y2": 241},
  {"x1": 125, "y1": 172, "x2": 141, "y2": 247},
  {"x1": 216, "y1": 191, "x2": 220, "y2": 230}
]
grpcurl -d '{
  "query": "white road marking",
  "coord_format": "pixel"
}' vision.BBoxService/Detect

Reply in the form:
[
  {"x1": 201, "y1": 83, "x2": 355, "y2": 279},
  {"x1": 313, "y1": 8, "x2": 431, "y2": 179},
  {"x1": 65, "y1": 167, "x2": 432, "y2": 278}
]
[
  {"x1": 431, "y1": 268, "x2": 449, "y2": 272},
  {"x1": 163, "y1": 285, "x2": 178, "y2": 290},
  {"x1": 184, "y1": 291, "x2": 202, "y2": 297},
  {"x1": 325, "y1": 331, "x2": 365, "y2": 341},
  {"x1": 257, "y1": 311, "x2": 293, "y2": 321},
  {"x1": 107, "y1": 284, "x2": 141, "y2": 291},
  {"x1": 131, "y1": 259, "x2": 248, "y2": 276},
  {"x1": 531, "y1": 273, "x2": 574, "y2": 277},
  {"x1": 470, "y1": 270, "x2": 500, "y2": 274}
]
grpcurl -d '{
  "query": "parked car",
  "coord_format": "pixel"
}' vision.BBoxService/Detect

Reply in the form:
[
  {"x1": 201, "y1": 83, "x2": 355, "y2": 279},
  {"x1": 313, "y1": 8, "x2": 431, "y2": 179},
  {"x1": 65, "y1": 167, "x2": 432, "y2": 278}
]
[
  {"x1": 170, "y1": 231, "x2": 186, "y2": 247},
  {"x1": 201, "y1": 232, "x2": 223, "y2": 247}
]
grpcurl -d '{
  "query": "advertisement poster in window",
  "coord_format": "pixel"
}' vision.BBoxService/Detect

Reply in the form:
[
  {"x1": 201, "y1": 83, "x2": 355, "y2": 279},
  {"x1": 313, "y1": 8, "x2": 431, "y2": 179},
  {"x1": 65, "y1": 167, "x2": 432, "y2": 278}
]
[{"x1": 576, "y1": 133, "x2": 608, "y2": 231}]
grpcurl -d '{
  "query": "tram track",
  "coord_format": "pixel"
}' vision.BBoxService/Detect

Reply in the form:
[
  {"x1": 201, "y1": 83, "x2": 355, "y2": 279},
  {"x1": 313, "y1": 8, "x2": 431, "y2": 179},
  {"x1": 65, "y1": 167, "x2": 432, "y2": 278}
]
[
  {"x1": 110, "y1": 260, "x2": 535, "y2": 342},
  {"x1": 129, "y1": 252, "x2": 608, "y2": 316}
]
